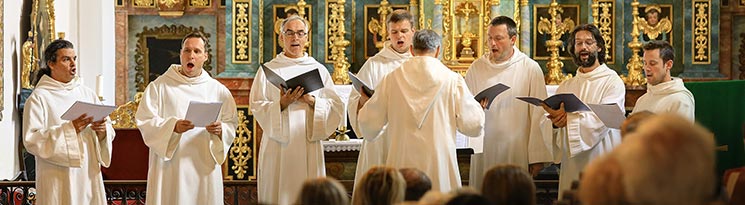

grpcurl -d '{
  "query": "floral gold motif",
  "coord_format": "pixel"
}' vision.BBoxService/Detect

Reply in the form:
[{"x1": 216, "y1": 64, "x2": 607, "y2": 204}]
[
  {"x1": 329, "y1": 0, "x2": 351, "y2": 84},
  {"x1": 134, "y1": 0, "x2": 155, "y2": 7},
  {"x1": 160, "y1": 0, "x2": 179, "y2": 8},
  {"x1": 190, "y1": 0, "x2": 209, "y2": 7},
  {"x1": 232, "y1": 0, "x2": 250, "y2": 63},
  {"x1": 229, "y1": 109, "x2": 252, "y2": 179},
  {"x1": 621, "y1": 0, "x2": 646, "y2": 88},
  {"x1": 693, "y1": 1, "x2": 710, "y2": 63},
  {"x1": 537, "y1": 0, "x2": 574, "y2": 85},
  {"x1": 110, "y1": 92, "x2": 144, "y2": 128}
]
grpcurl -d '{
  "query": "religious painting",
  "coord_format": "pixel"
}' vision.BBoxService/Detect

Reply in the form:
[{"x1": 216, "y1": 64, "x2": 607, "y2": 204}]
[
  {"x1": 363, "y1": 5, "x2": 409, "y2": 59},
  {"x1": 134, "y1": 25, "x2": 213, "y2": 92},
  {"x1": 638, "y1": 4, "x2": 673, "y2": 44},
  {"x1": 532, "y1": 4, "x2": 580, "y2": 60},
  {"x1": 273, "y1": 4, "x2": 313, "y2": 57},
  {"x1": 223, "y1": 106, "x2": 258, "y2": 180}
]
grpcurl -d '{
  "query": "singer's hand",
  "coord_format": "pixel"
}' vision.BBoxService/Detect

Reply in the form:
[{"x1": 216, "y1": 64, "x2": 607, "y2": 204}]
[{"x1": 174, "y1": 120, "x2": 195, "y2": 134}]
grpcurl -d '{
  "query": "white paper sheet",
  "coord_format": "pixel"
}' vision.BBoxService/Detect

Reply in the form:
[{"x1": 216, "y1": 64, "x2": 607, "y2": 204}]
[
  {"x1": 588, "y1": 103, "x2": 626, "y2": 129},
  {"x1": 184, "y1": 101, "x2": 223, "y2": 127},
  {"x1": 61, "y1": 101, "x2": 117, "y2": 121}
]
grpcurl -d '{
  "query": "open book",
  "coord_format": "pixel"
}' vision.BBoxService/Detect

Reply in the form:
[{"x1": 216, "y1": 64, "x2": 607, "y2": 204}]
[
  {"x1": 261, "y1": 64, "x2": 324, "y2": 94},
  {"x1": 61, "y1": 101, "x2": 117, "y2": 121},
  {"x1": 348, "y1": 72, "x2": 374, "y2": 96},
  {"x1": 184, "y1": 101, "x2": 223, "y2": 127},
  {"x1": 516, "y1": 93, "x2": 591, "y2": 112},
  {"x1": 474, "y1": 83, "x2": 510, "y2": 110}
]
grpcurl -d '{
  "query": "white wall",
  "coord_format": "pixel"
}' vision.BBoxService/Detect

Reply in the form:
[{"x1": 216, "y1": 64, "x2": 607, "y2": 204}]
[
  {"x1": 0, "y1": 0, "x2": 116, "y2": 179},
  {"x1": 2, "y1": 0, "x2": 22, "y2": 180}
]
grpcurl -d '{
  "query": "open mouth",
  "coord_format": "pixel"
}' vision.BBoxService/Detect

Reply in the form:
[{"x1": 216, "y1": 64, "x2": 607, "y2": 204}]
[
  {"x1": 290, "y1": 43, "x2": 301, "y2": 48},
  {"x1": 396, "y1": 40, "x2": 404, "y2": 46},
  {"x1": 491, "y1": 49, "x2": 498, "y2": 53},
  {"x1": 186, "y1": 63, "x2": 195, "y2": 69}
]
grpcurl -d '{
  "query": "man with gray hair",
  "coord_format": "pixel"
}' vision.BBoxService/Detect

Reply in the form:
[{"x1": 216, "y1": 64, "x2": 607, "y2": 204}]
[
  {"x1": 358, "y1": 29, "x2": 485, "y2": 192},
  {"x1": 251, "y1": 15, "x2": 344, "y2": 204}
]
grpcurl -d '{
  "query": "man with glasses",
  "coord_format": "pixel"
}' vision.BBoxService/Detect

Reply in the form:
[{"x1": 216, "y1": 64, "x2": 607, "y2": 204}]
[
  {"x1": 632, "y1": 40, "x2": 694, "y2": 120},
  {"x1": 464, "y1": 16, "x2": 553, "y2": 189},
  {"x1": 348, "y1": 9, "x2": 416, "y2": 191},
  {"x1": 250, "y1": 15, "x2": 344, "y2": 204},
  {"x1": 541, "y1": 24, "x2": 625, "y2": 197}
]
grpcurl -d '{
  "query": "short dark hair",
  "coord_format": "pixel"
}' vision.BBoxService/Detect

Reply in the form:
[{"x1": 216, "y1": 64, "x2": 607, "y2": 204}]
[
  {"x1": 643, "y1": 40, "x2": 674, "y2": 63},
  {"x1": 399, "y1": 168, "x2": 432, "y2": 201},
  {"x1": 412, "y1": 29, "x2": 441, "y2": 53},
  {"x1": 567, "y1": 24, "x2": 607, "y2": 64},
  {"x1": 387, "y1": 9, "x2": 415, "y2": 29},
  {"x1": 181, "y1": 31, "x2": 209, "y2": 50},
  {"x1": 482, "y1": 165, "x2": 536, "y2": 205},
  {"x1": 36, "y1": 39, "x2": 74, "y2": 84},
  {"x1": 489, "y1": 16, "x2": 518, "y2": 37}
]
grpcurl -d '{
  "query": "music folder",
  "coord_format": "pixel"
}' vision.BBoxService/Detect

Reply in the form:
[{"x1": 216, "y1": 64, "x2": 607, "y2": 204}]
[
  {"x1": 516, "y1": 93, "x2": 591, "y2": 112},
  {"x1": 261, "y1": 64, "x2": 324, "y2": 94},
  {"x1": 184, "y1": 101, "x2": 223, "y2": 127},
  {"x1": 473, "y1": 83, "x2": 510, "y2": 110},
  {"x1": 60, "y1": 101, "x2": 117, "y2": 121},
  {"x1": 348, "y1": 72, "x2": 374, "y2": 96}
]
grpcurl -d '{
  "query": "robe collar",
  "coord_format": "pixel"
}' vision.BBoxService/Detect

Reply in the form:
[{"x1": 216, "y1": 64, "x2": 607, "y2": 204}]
[
  {"x1": 575, "y1": 63, "x2": 614, "y2": 80},
  {"x1": 378, "y1": 44, "x2": 413, "y2": 60},
  {"x1": 163, "y1": 64, "x2": 211, "y2": 85},
  {"x1": 271, "y1": 52, "x2": 318, "y2": 67},
  {"x1": 36, "y1": 75, "x2": 82, "y2": 91},
  {"x1": 647, "y1": 77, "x2": 687, "y2": 95},
  {"x1": 478, "y1": 46, "x2": 527, "y2": 70}
]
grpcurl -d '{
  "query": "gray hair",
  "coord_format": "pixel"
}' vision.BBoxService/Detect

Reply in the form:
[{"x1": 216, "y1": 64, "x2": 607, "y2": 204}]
[
  {"x1": 280, "y1": 15, "x2": 309, "y2": 33},
  {"x1": 412, "y1": 29, "x2": 441, "y2": 52}
]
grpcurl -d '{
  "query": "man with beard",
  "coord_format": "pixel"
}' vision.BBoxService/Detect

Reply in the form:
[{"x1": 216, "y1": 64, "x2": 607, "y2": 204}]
[
  {"x1": 135, "y1": 32, "x2": 238, "y2": 204},
  {"x1": 251, "y1": 15, "x2": 345, "y2": 204},
  {"x1": 632, "y1": 40, "x2": 694, "y2": 120},
  {"x1": 357, "y1": 30, "x2": 485, "y2": 192},
  {"x1": 348, "y1": 9, "x2": 416, "y2": 190},
  {"x1": 23, "y1": 39, "x2": 115, "y2": 205},
  {"x1": 541, "y1": 24, "x2": 625, "y2": 197},
  {"x1": 464, "y1": 16, "x2": 553, "y2": 189}
]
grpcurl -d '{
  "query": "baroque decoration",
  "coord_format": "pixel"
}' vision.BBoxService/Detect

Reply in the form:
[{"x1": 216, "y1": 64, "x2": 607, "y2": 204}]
[
  {"x1": 232, "y1": 0, "x2": 251, "y2": 63},
  {"x1": 109, "y1": 92, "x2": 143, "y2": 129},
  {"x1": 134, "y1": 0, "x2": 155, "y2": 7},
  {"x1": 537, "y1": 0, "x2": 574, "y2": 85},
  {"x1": 621, "y1": 0, "x2": 646, "y2": 88},
  {"x1": 638, "y1": 5, "x2": 672, "y2": 41},
  {"x1": 593, "y1": 0, "x2": 614, "y2": 63},
  {"x1": 229, "y1": 107, "x2": 254, "y2": 180},
  {"x1": 134, "y1": 25, "x2": 212, "y2": 92},
  {"x1": 693, "y1": 1, "x2": 710, "y2": 63},
  {"x1": 367, "y1": 0, "x2": 393, "y2": 50},
  {"x1": 190, "y1": 0, "x2": 210, "y2": 7},
  {"x1": 328, "y1": 0, "x2": 351, "y2": 84}
]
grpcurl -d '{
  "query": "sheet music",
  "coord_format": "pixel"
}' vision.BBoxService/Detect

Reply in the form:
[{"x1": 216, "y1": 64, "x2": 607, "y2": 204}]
[
  {"x1": 61, "y1": 101, "x2": 117, "y2": 121},
  {"x1": 184, "y1": 101, "x2": 223, "y2": 127}
]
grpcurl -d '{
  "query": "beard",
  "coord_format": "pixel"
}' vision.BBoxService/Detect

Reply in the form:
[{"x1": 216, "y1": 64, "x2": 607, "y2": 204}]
[{"x1": 573, "y1": 51, "x2": 598, "y2": 67}]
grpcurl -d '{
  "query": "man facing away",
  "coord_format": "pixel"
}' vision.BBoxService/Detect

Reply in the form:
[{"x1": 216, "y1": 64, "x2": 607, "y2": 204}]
[
  {"x1": 135, "y1": 32, "x2": 238, "y2": 204},
  {"x1": 357, "y1": 29, "x2": 485, "y2": 192},
  {"x1": 23, "y1": 39, "x2": 115, "y2": 205},
  {"x1": 464, "y1": 16, "x2": 553, "y2": 188},
  {"x1": 250, "y1": 15, "x2": 344, "y2": 205},
  {"x1": 632, "y1": 40, "x2": 694, "y2": 120},
  {"x1": 541, "y1": 24, "x2": 624, "y2": 197},
  {"x1": 348, "y1": 9, "x2": 416, "y2": 189}
]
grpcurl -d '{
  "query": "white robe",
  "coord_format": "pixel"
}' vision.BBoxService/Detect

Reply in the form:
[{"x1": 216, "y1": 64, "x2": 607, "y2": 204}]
[
  {"x1": 632, "y1": 77, "x2": 695, "y2": 120},
  {"x1": 23, "y1": 75, "x2": 115, "y2": 205},
  {"x1": 464, "y1": 49, "x2": 553, "y2": 188},
  {"x1": 250, "y1": 53, "x2": 344, "y2": 205},
  {"x1": 554, "y1": 64, "x2": 624, "y2": 197},
  {"x1": 358, "y1": 56, "x2": 485, "y2": 192},
  {"x1": 135, "y1": 65, "x2": 238, "y2": 205},
  {"x1": 347, "y1": 45, "x2": 412, "y2": 188}
]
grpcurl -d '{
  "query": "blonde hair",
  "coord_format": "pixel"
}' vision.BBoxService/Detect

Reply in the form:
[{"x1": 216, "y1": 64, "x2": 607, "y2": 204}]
[
  {"x1": 579, "y1": 154, "x2": 627, "y2": 205},
  {"x1": 295, "y1": 177, "x2": 349, "y2": 205},
  {"x1": 352, "y1": 166, "x2": 406, "y2": 205},
  {"x1": 615, "y1": 114, "x2": 716, "y2": 205}
]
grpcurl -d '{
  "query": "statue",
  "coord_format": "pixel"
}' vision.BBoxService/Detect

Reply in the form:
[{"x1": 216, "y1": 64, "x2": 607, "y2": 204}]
[
  {"x1": 638, "y1": 5, "x2": 672, "y2": 42},
  {"x1": 22, "y1": 31, "x2": 37, "y2": 89}
]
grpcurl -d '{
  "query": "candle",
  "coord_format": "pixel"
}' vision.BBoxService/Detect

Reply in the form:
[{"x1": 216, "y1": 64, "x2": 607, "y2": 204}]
[{"x1": 96, "y1": 74, "x2": 103, "y2": 97}]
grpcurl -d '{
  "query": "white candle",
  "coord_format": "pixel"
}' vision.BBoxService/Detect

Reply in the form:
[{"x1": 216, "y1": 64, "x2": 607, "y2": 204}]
[{"x1": 96, "y1": 74, "x2": 103, "y2": 97}]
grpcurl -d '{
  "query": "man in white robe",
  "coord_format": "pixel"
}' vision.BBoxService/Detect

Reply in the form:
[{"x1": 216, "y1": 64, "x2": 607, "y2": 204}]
[
  {"x1": 357, "y1": 30, "x2": 485, "y2": 192},
  {"x1": 250, "y1": 16, "x2": 344, "y2": 205},
  {"x1": 465, "y1": 16, "x2": 553, "y2": 188},
  {"x1": 23, "y1": 39, "x2": 115, "y2": 205},
  {"x1": 348, "y1": 9, "x2": 415, "y2": 188},
  {"x1": 541, "y1": 24, "x2": 624, "y2": 197},
  {"x1": 633, "y1": 40, "x2": 695, "y2": 120},
  {"x1": 135, "y1": 32, "x2": 238, "y2": 204}
]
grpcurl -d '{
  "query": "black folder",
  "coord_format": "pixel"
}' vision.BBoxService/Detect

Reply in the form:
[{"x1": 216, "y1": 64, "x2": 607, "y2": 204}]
[
  {"x1": 516, "y1": 93, "x2": 591, "y2": 112},
  {"x1": 261, "y1": 64, "x2": 325, "y2": 94},
  {"x1": 474, "y1": 83, "x2": 510, "y2": 109},
  {"x1": 348, "y1": 72, "x2": 375, "y2": 96}
]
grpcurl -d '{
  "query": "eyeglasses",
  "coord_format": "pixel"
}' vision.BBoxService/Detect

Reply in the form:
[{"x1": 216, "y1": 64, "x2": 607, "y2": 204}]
[
  {"x1": 574, "y1": 40, "x2": 597, "y2": 47},
  {"x1": 283, "y1": 30, "x2": 307, "y2": 37}
]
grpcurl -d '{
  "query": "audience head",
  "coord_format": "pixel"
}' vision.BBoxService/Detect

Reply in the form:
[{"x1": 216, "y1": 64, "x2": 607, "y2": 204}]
[
  {"x1": 387, "y1": 9, "x2": 416, "y2": 53},
  {"x1": 352, "y1": 166, "x2": 406, "y2": 205},
  {"x1": 179, "y1": 31, "x2": 209, "y2": 78},
  {"x1": 296, "y1": 177, "x2": 349, "y2": 205},
  {"x1": 642, "y1": 40, "x2": 675, "y2": 85},
  {"x1": 615, "y1": 114, "x2": 716, "y2": 205},
  {"x1": 620, "y1": 111, "x2": 655, "y2": 137},
  {"x1": 579, "y1": 154, "x2": 627, "y2": 205},
  {"x1": 481, "y1": 164, "x2": 536, "y2": 205},
  {"x1": 411, "y1": 29, "x2": 441, "y2": 57},
  {"x1": 445, "y1": 189, "x2": 490, "y2": 205},
  {"x1": 38, "y1": 39, "x2": 76, "y2": 84},
  {"x1": 487, "y1": 16, "x2": 518, "y2": 63},
  {"x1": 567, "y1": 24, "x2": 606, "y2": 68},
  {"x1": 399, "y1": 168, "x2": 432, "y2": 201}
]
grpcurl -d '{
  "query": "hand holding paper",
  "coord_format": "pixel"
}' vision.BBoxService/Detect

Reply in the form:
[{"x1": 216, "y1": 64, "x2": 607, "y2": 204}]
[
  {"x1": 61, "y1": 101, "x2": 117, "y2": 122},
  {"x1": 184, "y1": 101, "x2": 223, "y2": 127}
]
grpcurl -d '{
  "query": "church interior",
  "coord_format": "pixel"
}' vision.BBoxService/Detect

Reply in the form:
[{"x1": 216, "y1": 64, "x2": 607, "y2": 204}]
[{"x1": 1, "y1": 0, "x2": 744, "y2": 204}]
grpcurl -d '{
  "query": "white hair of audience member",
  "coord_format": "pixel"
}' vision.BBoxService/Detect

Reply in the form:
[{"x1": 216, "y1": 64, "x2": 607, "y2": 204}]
[{"x1": 614, "y1": 113, "x2": 716, "y2": 205}]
